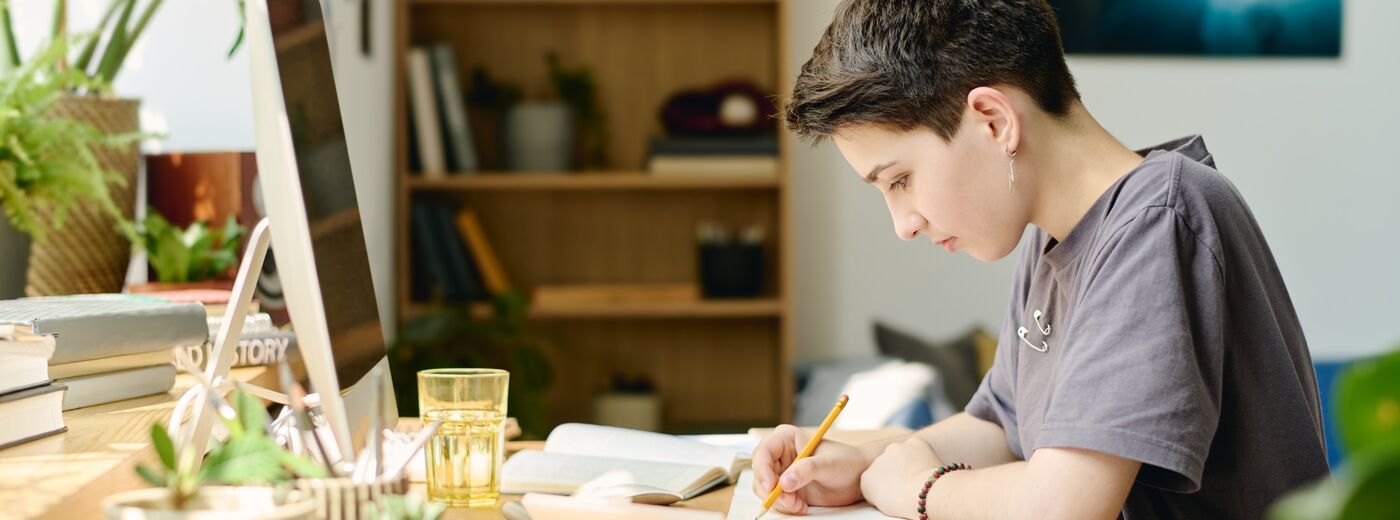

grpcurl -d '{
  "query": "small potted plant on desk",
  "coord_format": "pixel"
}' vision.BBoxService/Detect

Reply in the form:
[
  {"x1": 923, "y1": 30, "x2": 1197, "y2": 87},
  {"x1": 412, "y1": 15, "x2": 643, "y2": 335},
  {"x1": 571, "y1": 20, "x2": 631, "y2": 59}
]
[
  {"x1": 127, "y1": 207, "x2": 247, "y2": 294},
  {"x1": 103, "y1": 389, "x2": 323, "y2": 519}
]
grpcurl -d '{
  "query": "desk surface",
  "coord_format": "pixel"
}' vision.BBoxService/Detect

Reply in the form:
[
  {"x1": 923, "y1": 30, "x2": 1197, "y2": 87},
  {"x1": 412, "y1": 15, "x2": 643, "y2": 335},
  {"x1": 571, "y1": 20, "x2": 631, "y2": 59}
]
[
  {"x1": 0, "y1": 367, "x2": 272, "y2": 520},
  {"x1": 435, "y1": 429, "x2": 910, "y2": 519}
]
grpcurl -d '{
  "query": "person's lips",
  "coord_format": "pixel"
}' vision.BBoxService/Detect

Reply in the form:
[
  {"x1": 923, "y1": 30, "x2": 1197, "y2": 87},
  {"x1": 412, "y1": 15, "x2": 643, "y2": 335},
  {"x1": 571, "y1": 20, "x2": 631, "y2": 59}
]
[{"x1": 938, "y1": 237, "x2": 958, "y2": 253}]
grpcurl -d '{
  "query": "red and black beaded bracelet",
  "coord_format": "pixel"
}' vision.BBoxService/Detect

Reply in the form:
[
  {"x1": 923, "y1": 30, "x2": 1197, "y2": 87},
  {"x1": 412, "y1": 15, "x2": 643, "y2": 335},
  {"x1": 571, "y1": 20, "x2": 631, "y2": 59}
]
[{"x1": 917, "y1": 463, "x2": 970, "y2": 520}]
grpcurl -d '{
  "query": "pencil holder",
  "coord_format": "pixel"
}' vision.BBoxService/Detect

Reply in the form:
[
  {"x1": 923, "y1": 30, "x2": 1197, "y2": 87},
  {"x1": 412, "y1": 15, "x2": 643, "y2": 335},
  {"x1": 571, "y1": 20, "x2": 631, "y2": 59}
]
[
  {"x1": 293, "y1": 474, "x2": 410, "y2": 520},
  {"x1": 698, "y1": 243, "x2": 764, "y2": 298}
]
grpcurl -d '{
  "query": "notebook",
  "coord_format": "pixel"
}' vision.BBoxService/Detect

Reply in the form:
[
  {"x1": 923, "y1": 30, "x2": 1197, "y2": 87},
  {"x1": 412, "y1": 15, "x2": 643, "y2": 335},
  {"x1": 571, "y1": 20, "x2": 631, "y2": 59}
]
[
  {"x1": 726, "y1": 470, "x2": 894, "y2": 520},
  {"x1": 0, "y1": 295, "x2": 208, "y2": 364},
  {"x1": 501, "y1": 423, "x2": 748, "y2": 504}
]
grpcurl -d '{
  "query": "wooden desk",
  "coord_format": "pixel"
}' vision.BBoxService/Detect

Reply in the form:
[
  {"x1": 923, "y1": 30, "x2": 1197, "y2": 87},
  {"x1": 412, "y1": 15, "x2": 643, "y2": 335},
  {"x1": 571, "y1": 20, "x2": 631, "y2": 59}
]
[
  {"x1": 435, "y1": 429, "x2": 911, "y2": 519},
  {"x1": 0, "y1": 367, "x2": 272, "y2": 520}
]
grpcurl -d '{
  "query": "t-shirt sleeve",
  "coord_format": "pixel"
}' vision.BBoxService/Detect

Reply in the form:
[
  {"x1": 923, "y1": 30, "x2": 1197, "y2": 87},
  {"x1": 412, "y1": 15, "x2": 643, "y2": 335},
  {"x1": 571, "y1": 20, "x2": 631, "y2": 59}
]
[{"x1": 1036, "y1": 206, "x2": 1226, "y2": 493}]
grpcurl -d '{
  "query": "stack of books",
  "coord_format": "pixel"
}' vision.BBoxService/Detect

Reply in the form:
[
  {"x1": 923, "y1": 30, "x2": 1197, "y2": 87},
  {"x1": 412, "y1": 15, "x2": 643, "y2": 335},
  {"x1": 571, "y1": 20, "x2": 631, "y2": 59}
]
[
  {"x1": 0, "y1": 328, "x2": 65, "y2": 449},
  {"x1": 0, "y1": 295, "x2": 208, "y2": 411},
  {"x1": 646, "y1": 136, "x2": 779, "y2": 177}
]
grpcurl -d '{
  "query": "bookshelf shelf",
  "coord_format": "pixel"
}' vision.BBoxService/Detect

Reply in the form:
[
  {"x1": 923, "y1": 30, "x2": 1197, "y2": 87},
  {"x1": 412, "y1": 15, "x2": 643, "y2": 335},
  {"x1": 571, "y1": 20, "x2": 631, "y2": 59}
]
[
  {"x1": 407, "y1": 172, "x2": 780, "y2": 191},
  {"x1": 405, "y1": 298, "x2": 783, "y2": 321},
  {"x1": 396, "y1": 0, "x2": 794, "y2": 432}
]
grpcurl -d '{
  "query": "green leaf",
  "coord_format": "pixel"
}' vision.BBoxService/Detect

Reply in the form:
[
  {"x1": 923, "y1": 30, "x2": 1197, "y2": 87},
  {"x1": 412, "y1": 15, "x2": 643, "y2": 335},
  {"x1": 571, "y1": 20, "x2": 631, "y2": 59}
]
[
  {"x1": 135, "y1": 464, "x2": 166, "y2": 487},
  {"x1": 278, "y1": 450, "x2": 328, "y2": 479},
  {"x1": 232, "y1": 389, "x2": 268, "y2": 435},
  {"x1": 151, "y1": 423, "x2": 176, "y2": 470},
  {"x1": 1338, "y1": 350, "x2": 1400, "y2": 455}
]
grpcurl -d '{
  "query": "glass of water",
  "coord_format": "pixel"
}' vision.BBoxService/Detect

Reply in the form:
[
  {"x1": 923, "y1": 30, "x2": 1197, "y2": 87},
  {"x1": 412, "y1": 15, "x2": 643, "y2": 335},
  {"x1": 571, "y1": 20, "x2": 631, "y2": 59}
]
[{"x1": 417, "y1": 368, "x2": 509, "y2": 507}]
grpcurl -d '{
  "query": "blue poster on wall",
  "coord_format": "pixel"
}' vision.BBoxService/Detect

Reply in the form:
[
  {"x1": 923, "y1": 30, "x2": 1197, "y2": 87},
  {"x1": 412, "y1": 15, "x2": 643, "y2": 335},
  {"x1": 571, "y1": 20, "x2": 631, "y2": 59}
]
[{"x1": 1048, "y1": 0, "x2": 1342, "y2": 57}]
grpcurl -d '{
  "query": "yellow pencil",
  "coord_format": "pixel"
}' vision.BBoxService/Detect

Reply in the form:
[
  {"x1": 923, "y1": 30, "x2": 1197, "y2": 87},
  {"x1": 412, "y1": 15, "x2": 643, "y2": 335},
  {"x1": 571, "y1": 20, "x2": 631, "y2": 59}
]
[{"x1": 756, "y1": 394, "x2": 849, "y2": 520}]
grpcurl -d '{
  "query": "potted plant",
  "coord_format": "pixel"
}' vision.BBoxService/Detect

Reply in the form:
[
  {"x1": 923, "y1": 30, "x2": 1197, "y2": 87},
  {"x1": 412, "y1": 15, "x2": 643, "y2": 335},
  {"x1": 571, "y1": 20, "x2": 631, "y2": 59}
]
[
  {"x1": 1, "y1": 0, "x2": 240, "y2": 296},
  {"x1": 104, "y1": 389, "x2": 326, "y2": 519},
  {"x1": 127, "y1": 207, "x2": 247, "y2": 293},
  {"x1": 497, "y1": 52, "x2": 605, "y2": 172},
  {"x1": 0, "y1": 37, "x2": 131, "y2": 299}
]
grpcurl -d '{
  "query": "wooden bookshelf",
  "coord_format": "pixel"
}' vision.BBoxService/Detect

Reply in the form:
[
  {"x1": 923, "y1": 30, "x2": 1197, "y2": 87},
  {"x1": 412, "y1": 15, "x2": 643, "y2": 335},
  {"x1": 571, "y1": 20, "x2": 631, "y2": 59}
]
[{"x1": 395, "y1": 0, "x2": 794, "y2": 432}]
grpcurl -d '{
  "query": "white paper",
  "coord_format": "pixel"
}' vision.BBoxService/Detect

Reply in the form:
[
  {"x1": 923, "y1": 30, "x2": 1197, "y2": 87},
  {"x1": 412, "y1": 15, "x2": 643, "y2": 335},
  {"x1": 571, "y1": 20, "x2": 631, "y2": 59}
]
[
  {"x1": 726, "y1": 471, "x2": 894, "y2": 520},
  {"x1": 547, "y1": 423, "x2": 743, "y2": 477}
]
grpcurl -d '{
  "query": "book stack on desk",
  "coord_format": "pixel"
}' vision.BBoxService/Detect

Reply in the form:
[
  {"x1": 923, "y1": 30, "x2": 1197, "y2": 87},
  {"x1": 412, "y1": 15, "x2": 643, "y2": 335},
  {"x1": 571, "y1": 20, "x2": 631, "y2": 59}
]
[
  {"x1": 0, "y1": 326, "x2": 66, "y2": 449},
  {"x1": 0, "y1": 295, "x2": 209, "y2": 411}
]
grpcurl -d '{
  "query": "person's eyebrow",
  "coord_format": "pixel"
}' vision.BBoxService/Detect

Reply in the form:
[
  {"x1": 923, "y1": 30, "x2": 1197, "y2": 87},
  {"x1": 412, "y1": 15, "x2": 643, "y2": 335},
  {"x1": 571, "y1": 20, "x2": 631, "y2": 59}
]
[{"x1": 863, "y1": 161, "x2": 897, "y2": 184}]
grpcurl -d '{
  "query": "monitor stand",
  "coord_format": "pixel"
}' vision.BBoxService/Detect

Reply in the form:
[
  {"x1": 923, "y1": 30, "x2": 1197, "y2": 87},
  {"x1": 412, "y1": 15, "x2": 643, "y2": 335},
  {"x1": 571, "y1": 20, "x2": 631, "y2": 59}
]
[{"x1": 173, "y1": 217, "x2": 360, "y2": 472}]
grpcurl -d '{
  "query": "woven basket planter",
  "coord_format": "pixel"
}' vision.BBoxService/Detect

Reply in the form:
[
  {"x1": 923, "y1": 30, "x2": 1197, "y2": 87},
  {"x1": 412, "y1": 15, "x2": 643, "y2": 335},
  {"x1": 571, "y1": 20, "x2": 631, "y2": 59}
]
[{"x1": 25, "y1": 96, "x2": 140, "y2": 296}]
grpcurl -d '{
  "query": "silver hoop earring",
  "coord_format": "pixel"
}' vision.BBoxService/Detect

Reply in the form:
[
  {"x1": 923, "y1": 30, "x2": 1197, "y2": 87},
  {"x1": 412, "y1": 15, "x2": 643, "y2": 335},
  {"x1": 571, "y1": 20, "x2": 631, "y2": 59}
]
[{"x1": 1006, "y1": 148, "x2": 1017, "y2": 193}]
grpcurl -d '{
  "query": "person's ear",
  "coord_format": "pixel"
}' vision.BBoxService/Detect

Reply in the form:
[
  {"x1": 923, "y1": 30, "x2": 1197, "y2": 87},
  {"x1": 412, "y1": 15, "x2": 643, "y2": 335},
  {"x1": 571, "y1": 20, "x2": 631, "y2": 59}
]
[{"x1": 966, "y1": 86, "x2": 1020, "y2": 154}]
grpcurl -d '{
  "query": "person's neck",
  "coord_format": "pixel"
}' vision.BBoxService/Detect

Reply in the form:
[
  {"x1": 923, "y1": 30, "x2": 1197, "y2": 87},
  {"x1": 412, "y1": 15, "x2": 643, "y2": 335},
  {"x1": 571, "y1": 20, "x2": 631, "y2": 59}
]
[{"x1": 1024, "y1": 107, "x2": 1144, "y2": 242}]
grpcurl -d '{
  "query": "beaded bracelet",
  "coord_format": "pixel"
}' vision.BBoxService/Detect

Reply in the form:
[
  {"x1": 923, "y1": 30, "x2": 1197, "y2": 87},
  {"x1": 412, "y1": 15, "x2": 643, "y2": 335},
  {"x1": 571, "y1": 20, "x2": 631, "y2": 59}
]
[{"x1": 917, "y1": 463, "x2": 970, "y2": 520}]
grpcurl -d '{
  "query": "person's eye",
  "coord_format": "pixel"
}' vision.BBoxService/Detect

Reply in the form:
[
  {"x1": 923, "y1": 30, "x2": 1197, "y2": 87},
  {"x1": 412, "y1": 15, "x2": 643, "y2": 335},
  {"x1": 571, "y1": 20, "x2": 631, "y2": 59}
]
[{"x1": 889, "y1": 174, "x2": 909, "y2": 191}]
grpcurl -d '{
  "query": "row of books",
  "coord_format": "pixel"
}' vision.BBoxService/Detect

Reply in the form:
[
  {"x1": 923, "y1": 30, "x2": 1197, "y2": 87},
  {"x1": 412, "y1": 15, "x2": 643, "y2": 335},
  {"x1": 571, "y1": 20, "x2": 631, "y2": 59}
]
[
  {"x1": 0, "y1": 295, "x2": 300, "y2": 450},
  {"x1": 407, "y1": 43, "x2": 479, "y2": 177},
  {"x1": 409, "y1": 199, "x2": 511, "y2": 303}
]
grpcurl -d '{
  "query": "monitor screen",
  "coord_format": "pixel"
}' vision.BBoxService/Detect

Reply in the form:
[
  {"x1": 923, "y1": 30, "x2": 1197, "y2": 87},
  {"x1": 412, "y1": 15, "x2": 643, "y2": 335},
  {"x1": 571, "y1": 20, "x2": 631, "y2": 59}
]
[{"x1": 266, "y1": 0, "x2": 384, "y2": 389}]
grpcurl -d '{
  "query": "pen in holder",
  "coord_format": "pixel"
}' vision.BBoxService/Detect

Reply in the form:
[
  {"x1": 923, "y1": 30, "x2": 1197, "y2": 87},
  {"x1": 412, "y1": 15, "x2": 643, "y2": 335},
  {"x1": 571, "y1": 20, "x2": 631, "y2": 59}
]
[{"x1": 697, "y1": 221, "x2": 765, "y2": 298}]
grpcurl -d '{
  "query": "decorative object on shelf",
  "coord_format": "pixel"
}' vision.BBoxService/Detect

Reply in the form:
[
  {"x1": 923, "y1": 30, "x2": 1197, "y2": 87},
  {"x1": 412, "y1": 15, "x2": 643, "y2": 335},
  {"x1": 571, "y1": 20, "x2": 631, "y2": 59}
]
[
  {"x1": 391, "y1": 289, "x2": 554, "y2": 439},
  {"x1": 465, "y1": 67, "x2": 521, "y2": 171},
  {"x1": 593, "y1": 376, "x2": 662, "y2": 432},
  {"x1": 111, "y1": 389, "x2": 326, "y2": 518},
  {"x1": 547, "y1": 52, "x2": 606, "y2": 170},
  {"x1": 697, "y1": 221, "x2": 766, "y2": 298},
  {"x1": 506, "y1": 100, "x2": 574, "y2": 172},
  {"x1": 1269, "y1": 345, "x2": 1400, "y2": 520},
  {"x1": 659, "y1": 79, "x2": 777, "y2": 137},
  {"x1": 134, "y1": 207, "x2": 247, "y2": 286},
  {"x1": 0, "y1": 38, "x2": 135, "y2": 299}
]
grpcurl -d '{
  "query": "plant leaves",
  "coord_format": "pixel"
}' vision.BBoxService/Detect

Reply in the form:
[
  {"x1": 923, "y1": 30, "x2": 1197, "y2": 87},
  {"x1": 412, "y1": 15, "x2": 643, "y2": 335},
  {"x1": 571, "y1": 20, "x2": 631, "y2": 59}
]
[
  {"x1": 151, "y1": 423, "x2": 176, "y2": 470},
  {"x1": 232, "y1": 389, "x2": 268, "y2": 435},
  {"x1": 1338, "y1": 349, "x2": 1400, "y2": 456},
  {"x1": 135, "y1": 464, "x2": 166, "y2": 487}
]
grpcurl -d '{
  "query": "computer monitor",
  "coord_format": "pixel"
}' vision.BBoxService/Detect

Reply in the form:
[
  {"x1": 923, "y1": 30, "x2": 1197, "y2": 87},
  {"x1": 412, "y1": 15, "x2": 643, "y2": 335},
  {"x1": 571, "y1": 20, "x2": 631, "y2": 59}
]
[{"x1": 244, "y1": 0, "x2": 395, "y2": 457}]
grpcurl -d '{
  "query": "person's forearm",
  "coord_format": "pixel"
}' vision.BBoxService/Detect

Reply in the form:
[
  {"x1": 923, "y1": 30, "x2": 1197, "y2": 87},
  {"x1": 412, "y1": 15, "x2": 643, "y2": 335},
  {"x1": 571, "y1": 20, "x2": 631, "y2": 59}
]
[
  {"x1": 921, "y1": 454, "x2": 1129, "y2": 520},
  {"x1": 911, "y1": 412, "x2": 1018, "y2": 469}
]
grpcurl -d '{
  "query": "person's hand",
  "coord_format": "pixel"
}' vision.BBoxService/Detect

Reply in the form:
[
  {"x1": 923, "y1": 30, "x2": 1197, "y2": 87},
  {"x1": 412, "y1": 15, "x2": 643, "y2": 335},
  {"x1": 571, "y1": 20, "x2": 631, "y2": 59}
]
[
  {"x1": 751, "y1": 424, "x2": 871, "y2": 514},
  {"x1": 860, "y1": 437, "x2": 943, "y2": 518}
]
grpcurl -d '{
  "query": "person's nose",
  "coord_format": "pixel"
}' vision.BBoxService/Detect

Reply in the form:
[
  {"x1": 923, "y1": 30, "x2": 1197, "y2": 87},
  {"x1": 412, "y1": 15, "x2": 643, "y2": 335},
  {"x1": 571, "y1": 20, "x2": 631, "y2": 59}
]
[{"x1": 888, "y1": 199, "x2": 926, "y2": 241}]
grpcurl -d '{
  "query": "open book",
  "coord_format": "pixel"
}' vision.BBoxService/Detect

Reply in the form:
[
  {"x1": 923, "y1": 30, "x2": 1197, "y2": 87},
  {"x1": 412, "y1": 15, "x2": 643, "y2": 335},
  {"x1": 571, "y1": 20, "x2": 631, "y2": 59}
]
[{"x1": 501, "y1": 423, "x2": 748, "y2": 504}]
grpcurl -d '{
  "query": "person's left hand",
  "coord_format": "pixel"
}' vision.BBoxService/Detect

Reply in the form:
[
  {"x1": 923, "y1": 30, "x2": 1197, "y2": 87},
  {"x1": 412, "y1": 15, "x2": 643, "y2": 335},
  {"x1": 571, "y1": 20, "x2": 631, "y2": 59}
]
[{"x1": 860, "y1": 437, "x2": 944, "y2": 519}]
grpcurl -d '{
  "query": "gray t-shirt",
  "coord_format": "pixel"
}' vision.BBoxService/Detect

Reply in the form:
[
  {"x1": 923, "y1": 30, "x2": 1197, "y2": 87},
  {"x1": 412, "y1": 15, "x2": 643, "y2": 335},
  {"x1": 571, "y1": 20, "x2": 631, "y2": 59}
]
[{"x1": 965, "y1": 135, "x2": 1329, "y2": 519}]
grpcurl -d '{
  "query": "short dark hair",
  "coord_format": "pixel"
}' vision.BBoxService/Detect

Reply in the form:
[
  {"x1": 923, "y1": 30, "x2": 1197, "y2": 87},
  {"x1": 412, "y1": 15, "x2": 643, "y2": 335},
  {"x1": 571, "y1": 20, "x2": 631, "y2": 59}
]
[{"x1": 786, "y1": 0, "x2": 1080, "y2": 143}]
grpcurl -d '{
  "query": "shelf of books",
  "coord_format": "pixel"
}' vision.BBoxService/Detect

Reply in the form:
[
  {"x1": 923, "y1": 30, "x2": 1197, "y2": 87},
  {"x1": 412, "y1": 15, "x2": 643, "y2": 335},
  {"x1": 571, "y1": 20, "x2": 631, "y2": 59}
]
[{"x1": 396, "y1": 0, "x2": 793, "y2": 432}]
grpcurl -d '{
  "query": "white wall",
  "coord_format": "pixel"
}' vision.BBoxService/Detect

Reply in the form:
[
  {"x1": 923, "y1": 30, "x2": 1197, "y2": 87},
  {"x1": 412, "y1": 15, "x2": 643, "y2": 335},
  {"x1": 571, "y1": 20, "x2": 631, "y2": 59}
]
[
  {"x1": 788, "y1": 0, "x2": 1400, "y2": 362},
  {"x1": 13, "y1": 0, "x2": 398, "y2": 340}
]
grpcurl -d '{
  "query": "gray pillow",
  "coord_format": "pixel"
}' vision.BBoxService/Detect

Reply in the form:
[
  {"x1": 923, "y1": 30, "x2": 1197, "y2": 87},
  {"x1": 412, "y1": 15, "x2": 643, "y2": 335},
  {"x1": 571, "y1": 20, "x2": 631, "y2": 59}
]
[{"x1": 873, "y1": 322, "x2": 982, "y2": 410}]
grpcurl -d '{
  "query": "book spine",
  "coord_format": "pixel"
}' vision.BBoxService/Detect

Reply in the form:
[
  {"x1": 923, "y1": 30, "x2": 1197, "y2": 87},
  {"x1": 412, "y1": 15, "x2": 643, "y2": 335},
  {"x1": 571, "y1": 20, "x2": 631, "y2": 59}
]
[
  {"x1": 432, "y1": 44, "x2": 479, "y2": 174},
  {"x1": 431, "y1": 202, "x2": 489, "y2": 302},
  {"x1": 176, "y1": 331, "x2": 298, "y2": 371},
  {"x1": 410, "y1": 203, "x2": 456, "y2": 301},
  {"x1": 455, "y1": 209, "x2": 511, "y2": 295},
  {"x1": 407, "y1": 48, "x2": 448, "y2": 177}
]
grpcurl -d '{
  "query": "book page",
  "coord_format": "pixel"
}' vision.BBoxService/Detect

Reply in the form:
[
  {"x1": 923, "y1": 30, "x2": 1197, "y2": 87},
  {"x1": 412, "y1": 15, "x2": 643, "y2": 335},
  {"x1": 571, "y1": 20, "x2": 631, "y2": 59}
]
[
  {"x1": 727, "y1": 471, "x2": 894, "y2": 520},
  {"x1": 501, "y1": 450, "x2": 721, "y2": 498},
  {"x1": 545, "y1": 423, "x2": 744, "y2": 479}
]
